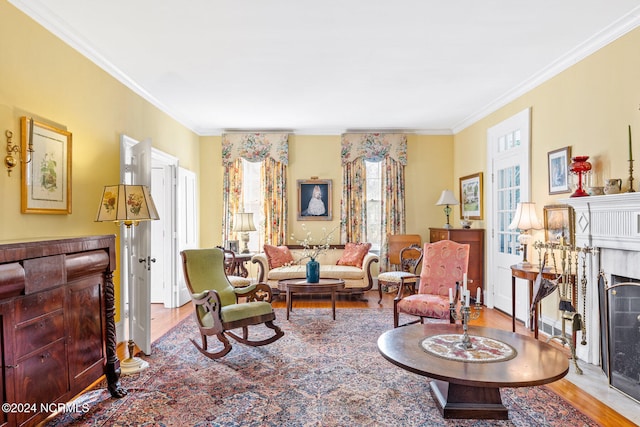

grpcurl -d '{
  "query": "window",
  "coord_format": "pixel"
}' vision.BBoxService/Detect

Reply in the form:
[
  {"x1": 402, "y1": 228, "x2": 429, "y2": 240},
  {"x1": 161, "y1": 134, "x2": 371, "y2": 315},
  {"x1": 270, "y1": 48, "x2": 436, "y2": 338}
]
[
  {"x1": 241, "y1": 158, "x2": 262, "y2": 252},
  {"x1": 365, "y1": 160, "x2": 382, "y2": 252}
]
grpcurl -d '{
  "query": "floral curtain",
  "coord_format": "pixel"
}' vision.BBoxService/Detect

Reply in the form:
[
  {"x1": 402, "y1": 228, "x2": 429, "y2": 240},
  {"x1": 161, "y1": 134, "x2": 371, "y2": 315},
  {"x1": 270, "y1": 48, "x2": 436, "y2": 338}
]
[
  {"x1": 340, "y1": 158, "x2": 368, "y2": 244},
  {"x1": 341, "y1": 133, "x2": 407, "y2": 272},
  {"x1": 222, "y1": 133, "x2": 289, "y2": 246}
]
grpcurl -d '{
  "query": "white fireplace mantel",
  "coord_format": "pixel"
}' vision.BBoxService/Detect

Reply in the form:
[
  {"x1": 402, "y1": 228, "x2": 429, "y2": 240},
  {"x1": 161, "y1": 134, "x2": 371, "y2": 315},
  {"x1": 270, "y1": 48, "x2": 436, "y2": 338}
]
[
  {"x1": 563, "y1": 193, "x2": 640, "y2": 251},
  {"x1": 563, "y1": 192, "x2": 640, "y2": 364}
]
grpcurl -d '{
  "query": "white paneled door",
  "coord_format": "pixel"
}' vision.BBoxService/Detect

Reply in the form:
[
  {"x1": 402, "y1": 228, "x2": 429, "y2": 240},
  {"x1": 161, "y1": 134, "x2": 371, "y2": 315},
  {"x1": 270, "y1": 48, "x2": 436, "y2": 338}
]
[{"x1": 486, "y1": 108, "x2": 531, "y2": 324}]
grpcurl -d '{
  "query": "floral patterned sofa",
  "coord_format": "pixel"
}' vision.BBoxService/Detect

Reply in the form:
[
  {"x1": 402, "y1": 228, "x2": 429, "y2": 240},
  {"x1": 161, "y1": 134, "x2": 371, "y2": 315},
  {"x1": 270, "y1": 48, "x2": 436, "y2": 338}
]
[{"x1": 251, "y1": 244, "x2": 379, "y2": 298}]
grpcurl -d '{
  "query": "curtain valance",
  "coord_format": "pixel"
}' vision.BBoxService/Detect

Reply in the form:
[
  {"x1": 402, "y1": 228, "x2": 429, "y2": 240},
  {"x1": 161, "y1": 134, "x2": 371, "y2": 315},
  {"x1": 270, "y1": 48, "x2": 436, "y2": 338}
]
[
  {"x1": 222, "y1": 133, "x2": 289, "y2": 166},
  {"x1": 341, "y1": 133, "x2": 407, "y2": 165}
]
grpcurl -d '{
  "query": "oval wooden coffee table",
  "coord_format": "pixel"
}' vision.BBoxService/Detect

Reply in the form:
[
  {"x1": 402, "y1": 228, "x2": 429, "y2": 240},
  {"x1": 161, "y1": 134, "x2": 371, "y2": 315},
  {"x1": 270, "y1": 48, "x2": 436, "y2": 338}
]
[
  {"x1": 378, "y1": 323, "x2": 569, "y2": 420},
  {"x1": 278, "y1": 278, "x2": 345, "y2": 320}
]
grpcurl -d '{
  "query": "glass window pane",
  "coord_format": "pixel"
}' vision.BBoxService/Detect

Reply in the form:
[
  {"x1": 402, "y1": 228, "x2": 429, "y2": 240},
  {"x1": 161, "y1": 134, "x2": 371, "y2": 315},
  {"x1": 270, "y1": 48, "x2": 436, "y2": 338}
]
[{"x1": 364, "y1": 160, "x2": 382, "y2": 251}]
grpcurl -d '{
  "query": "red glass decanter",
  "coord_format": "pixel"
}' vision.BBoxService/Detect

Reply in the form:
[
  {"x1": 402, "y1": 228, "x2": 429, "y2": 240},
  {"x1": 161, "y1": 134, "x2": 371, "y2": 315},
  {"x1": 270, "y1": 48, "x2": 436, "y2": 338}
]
[{"x1": 569, "y1": 156, "x2": 592, "y2": 197}]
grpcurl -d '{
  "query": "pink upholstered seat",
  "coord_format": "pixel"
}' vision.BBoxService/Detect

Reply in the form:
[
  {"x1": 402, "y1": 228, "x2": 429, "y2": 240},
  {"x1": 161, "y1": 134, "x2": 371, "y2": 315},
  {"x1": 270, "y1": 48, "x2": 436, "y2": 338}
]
[{"x1": 393, "y1": 240, "x2": 469, "y2": 328}]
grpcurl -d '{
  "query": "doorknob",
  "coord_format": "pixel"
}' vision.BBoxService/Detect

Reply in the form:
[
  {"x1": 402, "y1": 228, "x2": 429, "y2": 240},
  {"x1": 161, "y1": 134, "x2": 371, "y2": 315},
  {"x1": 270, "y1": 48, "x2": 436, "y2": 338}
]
[{"x1": 138, "y1": 256, "x2": 157, "y2": 271}]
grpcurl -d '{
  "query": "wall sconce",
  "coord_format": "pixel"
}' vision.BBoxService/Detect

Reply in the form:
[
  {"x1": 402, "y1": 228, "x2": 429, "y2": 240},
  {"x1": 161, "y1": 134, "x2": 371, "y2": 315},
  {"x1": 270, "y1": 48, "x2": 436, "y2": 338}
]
[{"x1": 4, "y1": 117, "x2": 34, "y2": 176}]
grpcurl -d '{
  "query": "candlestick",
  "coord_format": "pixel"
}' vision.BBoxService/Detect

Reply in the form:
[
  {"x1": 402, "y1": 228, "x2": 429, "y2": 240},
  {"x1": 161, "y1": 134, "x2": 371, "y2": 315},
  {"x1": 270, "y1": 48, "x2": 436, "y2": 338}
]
[{"x1": 629, "y1": 125, "x2": 633, "y2": 161}]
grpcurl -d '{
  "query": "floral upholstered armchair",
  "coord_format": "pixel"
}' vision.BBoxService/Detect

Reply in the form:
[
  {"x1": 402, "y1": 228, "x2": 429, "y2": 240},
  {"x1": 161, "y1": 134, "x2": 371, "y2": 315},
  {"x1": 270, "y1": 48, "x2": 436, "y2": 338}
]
[{"x1": 393, "y1": 240, "x2": 469, "y2": 328}]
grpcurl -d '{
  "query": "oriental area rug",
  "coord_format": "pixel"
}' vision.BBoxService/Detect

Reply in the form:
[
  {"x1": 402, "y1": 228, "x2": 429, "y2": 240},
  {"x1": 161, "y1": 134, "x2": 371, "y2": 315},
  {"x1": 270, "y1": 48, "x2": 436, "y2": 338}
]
[{"x1": 45, "y1": 308, "x2": 597, "y2": 427}]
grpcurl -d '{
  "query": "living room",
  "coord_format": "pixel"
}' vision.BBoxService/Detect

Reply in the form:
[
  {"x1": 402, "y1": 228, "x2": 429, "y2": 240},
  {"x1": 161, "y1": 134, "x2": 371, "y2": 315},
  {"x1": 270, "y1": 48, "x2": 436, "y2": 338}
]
[{"x1": 1, "y1": 1, "x2": 640, "y2": 425}]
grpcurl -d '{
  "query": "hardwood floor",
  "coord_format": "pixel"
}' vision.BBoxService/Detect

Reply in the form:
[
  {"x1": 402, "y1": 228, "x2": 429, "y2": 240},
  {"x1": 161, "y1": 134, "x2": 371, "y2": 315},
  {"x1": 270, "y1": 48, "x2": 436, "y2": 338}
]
[{"x1": 146, "y1": 291, "x2": 635, "y2": 426}]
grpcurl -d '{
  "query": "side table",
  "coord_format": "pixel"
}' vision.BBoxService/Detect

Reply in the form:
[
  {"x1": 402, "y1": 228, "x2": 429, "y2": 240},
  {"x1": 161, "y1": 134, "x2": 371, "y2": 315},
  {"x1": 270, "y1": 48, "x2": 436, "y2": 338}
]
[
  {"x1": 510, "y1": 264, "x2": 575, "y2": 339},
  {"x1": 228, "y1": 252, "x2": 254, "y2": 277}
]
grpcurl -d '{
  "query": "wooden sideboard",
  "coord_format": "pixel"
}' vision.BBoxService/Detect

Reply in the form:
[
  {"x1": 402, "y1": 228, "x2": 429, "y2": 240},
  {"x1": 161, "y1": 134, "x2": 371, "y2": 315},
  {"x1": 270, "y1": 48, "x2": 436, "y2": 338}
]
[
  {"x1": 429, "y1": 228, "x2": 485, "y2": 303},
  {"x1": 0, "y1": 235, "x2": 125, "y2": 427}
]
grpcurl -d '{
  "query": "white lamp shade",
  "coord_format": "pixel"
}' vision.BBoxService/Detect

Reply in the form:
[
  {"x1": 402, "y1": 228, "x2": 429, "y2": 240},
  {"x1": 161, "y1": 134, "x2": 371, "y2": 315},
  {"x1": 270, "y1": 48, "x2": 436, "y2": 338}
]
[
  {"x1": 436, "y1": 190, "x2": 459, "y2": 206},
  {"x1": 95, "y1": 184, "x2": 159, "y2": 224},
  {"x1": 233, "y1": 212, "x2": 256, "y2": 232},
  {"x1": 508, "y1": 202, "x2": 542, "y2": 231}
]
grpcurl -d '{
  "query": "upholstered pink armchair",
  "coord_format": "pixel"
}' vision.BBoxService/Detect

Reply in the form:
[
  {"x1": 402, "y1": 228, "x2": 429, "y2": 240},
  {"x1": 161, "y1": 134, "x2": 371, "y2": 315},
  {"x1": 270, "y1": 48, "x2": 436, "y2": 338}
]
[{"x1": 393, "y1": 240, "x2": 470, "y2": 328}]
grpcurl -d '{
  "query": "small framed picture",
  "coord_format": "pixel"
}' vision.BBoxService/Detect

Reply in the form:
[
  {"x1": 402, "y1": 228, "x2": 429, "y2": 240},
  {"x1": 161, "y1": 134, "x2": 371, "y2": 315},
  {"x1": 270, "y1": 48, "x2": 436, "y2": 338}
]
[
  {"x1": 227, "y1": 240, "x2": 239, "y2": 253},
  {"x1": 548, "y1": 146, "x2": 571, "y2": 194},
  {"x1": 459, "y1": 173, "x2": 483, "y2": 220},
  {"x1": 21, "y1": 117, "x2": 72, "y2": 214},
  {"x1": 543, "y1": 204, "x2": 575, "y2": 245},
  {"x1": 297, "y1": 179, "x2": 332, "y2": 221}
]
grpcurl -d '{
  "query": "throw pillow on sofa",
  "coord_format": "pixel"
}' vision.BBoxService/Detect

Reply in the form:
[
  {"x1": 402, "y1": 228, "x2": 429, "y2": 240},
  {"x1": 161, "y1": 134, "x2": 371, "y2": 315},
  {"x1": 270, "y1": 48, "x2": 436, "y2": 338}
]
[
  {"x1": 264, "y1": 244, "x2": 294, "y2": 268},
  {"x1": 337, "y1": 242, "x2": 372, "y2": 268}
]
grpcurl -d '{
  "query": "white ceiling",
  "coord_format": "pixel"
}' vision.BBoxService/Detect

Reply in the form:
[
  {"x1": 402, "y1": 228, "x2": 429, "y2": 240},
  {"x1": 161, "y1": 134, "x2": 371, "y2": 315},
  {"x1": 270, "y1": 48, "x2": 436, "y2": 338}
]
[{"x1": 9, "y1": 1, "x2": 640, "y2": 136}]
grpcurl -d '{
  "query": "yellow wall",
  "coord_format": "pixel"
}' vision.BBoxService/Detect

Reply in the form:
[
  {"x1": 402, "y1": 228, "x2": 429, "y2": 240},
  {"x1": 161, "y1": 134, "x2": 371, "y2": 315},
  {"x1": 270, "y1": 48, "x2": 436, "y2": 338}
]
[
  {"x1": 454, "y1": 27, "x2": 640, "y2": 318},
  {"x1": 198, "y1": 134, "x2": 454, "y2": 255},
  {"x1": 0, "y1": 1, "x2": 201, "y2": 320},
  {"x1": 7, "y1": 0, "x2": 637, "y2": 324}
]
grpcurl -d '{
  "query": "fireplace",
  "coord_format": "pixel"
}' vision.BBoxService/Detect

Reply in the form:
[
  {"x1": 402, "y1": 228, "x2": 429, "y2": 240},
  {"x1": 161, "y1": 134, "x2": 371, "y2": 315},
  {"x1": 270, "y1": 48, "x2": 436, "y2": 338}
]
[
  {"x1": 600, "y1": 275, "x2": 640, "y2": 402},
  {"x1": 566, "y1": 193, "x2": 640, "y2": 402}
]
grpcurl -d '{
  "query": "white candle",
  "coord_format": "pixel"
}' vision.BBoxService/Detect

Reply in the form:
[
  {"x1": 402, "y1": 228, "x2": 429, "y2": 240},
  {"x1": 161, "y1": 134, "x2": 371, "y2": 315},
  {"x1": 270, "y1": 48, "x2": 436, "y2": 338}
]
[
  {"x1": 449, "y1": 288, "x2": 453, "y2": 304},
  {"x1": 465, "y1": 290, "x2": 470, "y2": 307},
  {"x1": 476, "y1": 287, "x2": 481, "y2": 303},
  {"x1": 463, "y1": 273, "x2": 467, "y2": 295}
]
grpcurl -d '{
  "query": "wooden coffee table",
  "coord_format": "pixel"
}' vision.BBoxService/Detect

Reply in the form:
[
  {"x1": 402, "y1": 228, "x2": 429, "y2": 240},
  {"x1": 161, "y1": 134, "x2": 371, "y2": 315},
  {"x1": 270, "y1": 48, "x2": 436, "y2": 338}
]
[
  {"x1": 278, "y1": 278, "x2": 345, "y2": 320},
  {"x1": 378, "y1": 323, "x2": 569, "y2": 420}
]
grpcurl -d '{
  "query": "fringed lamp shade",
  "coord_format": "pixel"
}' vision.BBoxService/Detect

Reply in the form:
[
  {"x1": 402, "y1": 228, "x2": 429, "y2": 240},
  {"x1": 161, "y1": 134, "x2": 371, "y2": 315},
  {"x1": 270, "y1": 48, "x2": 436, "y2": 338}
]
[{"x1": 96, "y1": 184, "x2": 159, "y2": 226}]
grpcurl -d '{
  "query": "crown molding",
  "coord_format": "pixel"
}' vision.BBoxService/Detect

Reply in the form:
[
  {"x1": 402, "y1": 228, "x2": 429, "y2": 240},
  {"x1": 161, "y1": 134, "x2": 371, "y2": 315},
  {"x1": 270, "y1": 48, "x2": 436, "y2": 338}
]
[{"x1": 452, "y1": 6, "x2": 640, "y2": 134}]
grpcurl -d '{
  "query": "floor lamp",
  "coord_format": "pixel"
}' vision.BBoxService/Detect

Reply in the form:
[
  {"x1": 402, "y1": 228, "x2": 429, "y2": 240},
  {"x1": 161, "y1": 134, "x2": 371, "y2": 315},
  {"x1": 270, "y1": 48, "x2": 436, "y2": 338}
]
[{"x1": 96, "y1": 184, "x2": 159, "y2": 374}]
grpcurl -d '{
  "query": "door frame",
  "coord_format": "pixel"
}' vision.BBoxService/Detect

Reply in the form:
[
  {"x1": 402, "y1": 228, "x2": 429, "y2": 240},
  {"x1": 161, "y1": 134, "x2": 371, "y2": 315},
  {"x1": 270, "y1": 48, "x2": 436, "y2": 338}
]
[
  {"x1": 118, "y1": 135, "x2": 180, "y2": 348},
  {"x1": 485, "y1": 107, "x2": 531, "y2": 315},
  {"x1": 151, "y1": 151, "x2": 179, "y2": 307}
]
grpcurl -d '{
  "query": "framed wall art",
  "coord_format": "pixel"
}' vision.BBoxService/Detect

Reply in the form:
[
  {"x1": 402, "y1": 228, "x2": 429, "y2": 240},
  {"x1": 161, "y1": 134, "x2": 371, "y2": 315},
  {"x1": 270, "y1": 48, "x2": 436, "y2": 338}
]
[
  {"x1": 227, "y1": 240, "x2": 239, "y2": 253},
  {"x1": 543, "y1": 204, "x2": 575, "y2": 245},
  {"x1": 297, "y1": 179, "x2": 332, "y2": 221},
  {"x1": 459, "y1": 172, "x2": 483, "y2": 220},
  {"x1": 547, "y1": 146, "x2": 571, "y2": 194},
  {"x1": 20, "y1": 117, "x2": 72, "y2": 214}
]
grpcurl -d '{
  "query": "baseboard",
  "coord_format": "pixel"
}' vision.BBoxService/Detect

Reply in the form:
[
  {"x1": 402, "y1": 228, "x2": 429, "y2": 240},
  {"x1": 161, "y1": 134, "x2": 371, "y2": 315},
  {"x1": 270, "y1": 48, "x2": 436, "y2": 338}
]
[{"x1": 539, "y1": 314, "x2": 574, "y2": 338}]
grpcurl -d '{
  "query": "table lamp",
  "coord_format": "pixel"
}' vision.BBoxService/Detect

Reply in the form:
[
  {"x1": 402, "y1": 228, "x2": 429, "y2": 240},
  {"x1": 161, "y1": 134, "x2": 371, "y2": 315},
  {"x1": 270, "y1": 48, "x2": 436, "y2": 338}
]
[
  {"x1": 96, "y1": 184, "x2": 159, "y2": 374},
  {"x1": 436, "y1": 190, "x2": 459, "y2": 229},
  {"x1": 508, "y1": 202, "x2": 542, "y2": 267},
  {"x1": 233, "y1": 212, "x2": 256, "y2": 253}
]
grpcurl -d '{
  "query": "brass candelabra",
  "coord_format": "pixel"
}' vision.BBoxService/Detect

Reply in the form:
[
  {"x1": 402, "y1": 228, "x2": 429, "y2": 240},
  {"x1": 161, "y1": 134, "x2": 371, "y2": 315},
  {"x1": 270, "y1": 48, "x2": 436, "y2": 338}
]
[{"x1": 449, "y1": 288, "x2": 482, "y2": 350}]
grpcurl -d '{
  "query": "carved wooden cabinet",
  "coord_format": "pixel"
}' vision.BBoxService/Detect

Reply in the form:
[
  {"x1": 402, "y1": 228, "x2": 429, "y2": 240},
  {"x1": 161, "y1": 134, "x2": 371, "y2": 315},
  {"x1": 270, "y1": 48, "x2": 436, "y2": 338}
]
[
  {"x1": 0, "y1": 235, "x2": 124, "y2": 427},
  {"x1": 429, "y1": 228, "x2": 485, "y2": 303}
]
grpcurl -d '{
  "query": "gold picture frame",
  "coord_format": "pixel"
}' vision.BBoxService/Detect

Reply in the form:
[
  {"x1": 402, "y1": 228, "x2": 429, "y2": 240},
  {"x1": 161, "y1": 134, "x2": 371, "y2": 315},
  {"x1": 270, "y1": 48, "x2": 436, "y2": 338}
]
[
  {"x1": 459, "y1": 172, "x2": 483, "y2": 220},
  {"x1": 543, "y1": 204, "x2": 575, "y2": 245},
  {"x1": 21, "y1": 117, "x2": 72, "y2": 214},
  {"x1": 297, "y1": 179, "x2": 332, "y2": 221}
]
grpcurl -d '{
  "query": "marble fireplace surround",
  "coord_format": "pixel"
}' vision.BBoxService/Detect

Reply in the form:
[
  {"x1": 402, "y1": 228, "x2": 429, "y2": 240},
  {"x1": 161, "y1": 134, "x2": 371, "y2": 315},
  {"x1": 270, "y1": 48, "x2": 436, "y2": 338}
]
[{"x1": 564, "y1": 192, "x2": 640, "y2": 364}]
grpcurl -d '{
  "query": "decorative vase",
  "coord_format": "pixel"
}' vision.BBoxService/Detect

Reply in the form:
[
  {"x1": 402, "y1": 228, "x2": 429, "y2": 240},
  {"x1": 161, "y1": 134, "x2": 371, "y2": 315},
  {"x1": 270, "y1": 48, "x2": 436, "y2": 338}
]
[{"x1": 306, "y1": 258, "x2": 320, "y2": 283}]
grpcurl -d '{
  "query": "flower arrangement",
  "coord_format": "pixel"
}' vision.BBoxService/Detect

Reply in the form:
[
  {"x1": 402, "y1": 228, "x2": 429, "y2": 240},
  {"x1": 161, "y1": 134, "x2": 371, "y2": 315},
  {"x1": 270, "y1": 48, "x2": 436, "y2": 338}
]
[{"x1": 290, "y1": 223, "x2": 340, "y2": 261}]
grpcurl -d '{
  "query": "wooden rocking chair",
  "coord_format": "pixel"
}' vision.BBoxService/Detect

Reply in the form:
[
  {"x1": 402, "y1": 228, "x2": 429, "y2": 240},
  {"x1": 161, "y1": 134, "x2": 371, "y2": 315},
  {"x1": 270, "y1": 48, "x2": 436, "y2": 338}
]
[{"x1": 180, "y1": 247, "x2": 284, "y2": 359}]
